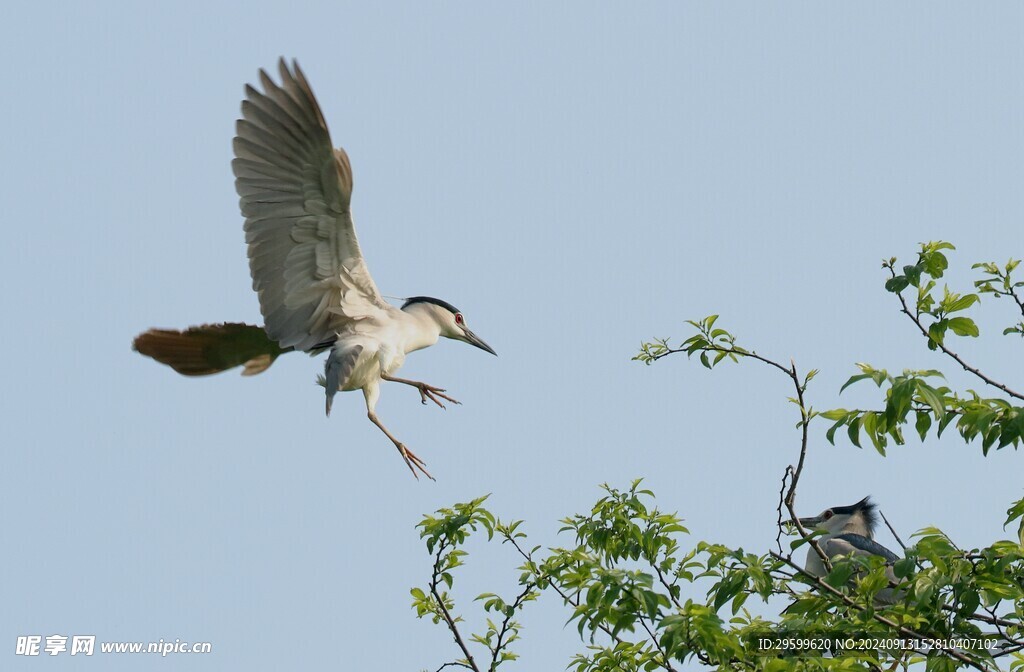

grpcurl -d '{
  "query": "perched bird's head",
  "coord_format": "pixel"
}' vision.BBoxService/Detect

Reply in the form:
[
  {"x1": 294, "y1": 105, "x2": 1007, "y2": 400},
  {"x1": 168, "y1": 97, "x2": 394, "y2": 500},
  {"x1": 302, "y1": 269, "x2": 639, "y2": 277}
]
[
  {"x1": 401, "y1": 297, "x2": 497, "y2": 356},
  {"x1": 797, "y1": 496, "x2": 877, "y2": 538}
]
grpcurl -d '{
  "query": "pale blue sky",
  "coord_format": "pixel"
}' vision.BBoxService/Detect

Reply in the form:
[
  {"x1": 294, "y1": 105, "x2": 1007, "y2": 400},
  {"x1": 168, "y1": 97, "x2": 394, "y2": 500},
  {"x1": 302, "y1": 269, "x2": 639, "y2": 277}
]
[{"x1": 1, "y1": 2, "x2": 1022, "y2": 670}]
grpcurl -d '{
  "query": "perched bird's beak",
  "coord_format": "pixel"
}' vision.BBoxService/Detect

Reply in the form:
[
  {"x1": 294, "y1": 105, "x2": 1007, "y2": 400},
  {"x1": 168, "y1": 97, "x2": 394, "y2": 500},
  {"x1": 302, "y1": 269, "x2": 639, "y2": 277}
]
[
  {"x1": 796, "y1": 516, "x2": 823, "y2": 529},
  {"x1": 461, "y1": 328, "x2": 497, "y2": 356},
  {"x1": 783, "y1": 516, "x2": 822, "y2": 536}
]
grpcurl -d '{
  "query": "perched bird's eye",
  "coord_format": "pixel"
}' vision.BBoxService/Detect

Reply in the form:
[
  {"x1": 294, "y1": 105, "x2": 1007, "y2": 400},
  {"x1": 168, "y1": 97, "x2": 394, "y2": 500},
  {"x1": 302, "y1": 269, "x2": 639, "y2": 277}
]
[
  {"x1": 455, "y1": 313, "x2": 464, "y2": 325},
  {"x1": 823, "y1": 510, "x2": 834, "y2": 520}
]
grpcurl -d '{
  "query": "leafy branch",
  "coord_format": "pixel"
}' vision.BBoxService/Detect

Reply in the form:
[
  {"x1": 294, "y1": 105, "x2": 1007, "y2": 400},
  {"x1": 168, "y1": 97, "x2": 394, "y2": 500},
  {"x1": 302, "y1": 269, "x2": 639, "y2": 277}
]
[
  {"x1": 413, "y1": 496, "x2": 536, "y2": 672},
  {"x1": 821, "y1": 365, "x2": 1024, "y2": 455},
  {"x1": 634, "y1": 315, "x2": 831, "y2": 573},
  {"x1": 883, "y1": 241, "x2": 1023, "y2": 402},
  {"x1": 974, "y1": 258, "x2": 1024, "y2": 337},
  {"x1": 410, "y1": 240, "x2": 1024, "y2": 671},
  {"x1": 815, "y1": 243, "x2": 1024, "y2": 456}
]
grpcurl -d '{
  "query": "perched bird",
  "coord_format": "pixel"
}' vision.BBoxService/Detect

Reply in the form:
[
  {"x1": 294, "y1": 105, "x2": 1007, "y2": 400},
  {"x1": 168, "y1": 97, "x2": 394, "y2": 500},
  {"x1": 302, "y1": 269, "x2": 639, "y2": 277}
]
[
  {"x1": 133, "y1": 59, "x2": 496, "y2": 480},
  {"x1": 796, "y1": 497, "x2": 903, "y2": 603}
]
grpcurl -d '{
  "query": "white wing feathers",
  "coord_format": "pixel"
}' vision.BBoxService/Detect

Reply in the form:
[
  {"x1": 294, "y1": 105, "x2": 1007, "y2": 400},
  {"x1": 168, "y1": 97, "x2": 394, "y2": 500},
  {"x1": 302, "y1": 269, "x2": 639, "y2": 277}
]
[{"x1": 233, "y1": 59, "x2": 388, "y2": 352}]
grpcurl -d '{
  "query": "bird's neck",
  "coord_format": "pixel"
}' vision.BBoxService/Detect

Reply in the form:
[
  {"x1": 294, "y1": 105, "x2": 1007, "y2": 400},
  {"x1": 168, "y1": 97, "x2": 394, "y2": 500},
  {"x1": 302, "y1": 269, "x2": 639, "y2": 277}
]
[
  {"x1": 399, "y1": 308, "x2": 442, "y2": 353},
  {"x1": 837, "y1": 519, "x2": 871, "y2": 538}
]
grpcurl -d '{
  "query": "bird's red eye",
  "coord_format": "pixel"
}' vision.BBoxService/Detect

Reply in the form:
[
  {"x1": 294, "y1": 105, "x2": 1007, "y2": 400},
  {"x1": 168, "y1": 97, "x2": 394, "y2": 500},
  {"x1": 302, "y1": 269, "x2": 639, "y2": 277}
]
[
  {"x1": 823, "y1": 510, "x2": 834, "y2": 520},
  {"x1": 455, "y1": 313, "x2": 464, "y2": 325}
]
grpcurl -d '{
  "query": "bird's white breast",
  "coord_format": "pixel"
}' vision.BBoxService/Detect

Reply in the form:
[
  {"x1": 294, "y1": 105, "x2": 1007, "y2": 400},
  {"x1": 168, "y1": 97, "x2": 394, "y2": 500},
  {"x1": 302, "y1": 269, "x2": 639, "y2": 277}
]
[{"x1": 330, "y1": 308, "x2": 439, "y2": 392}]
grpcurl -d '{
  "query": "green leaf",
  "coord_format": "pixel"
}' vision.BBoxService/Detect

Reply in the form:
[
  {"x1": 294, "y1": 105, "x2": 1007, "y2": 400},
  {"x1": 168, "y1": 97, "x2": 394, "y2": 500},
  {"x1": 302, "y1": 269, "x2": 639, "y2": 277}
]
[
  {"x1": 825, "y1": 561, "x2": 855, "y2": 588},
  {"x1": 903, "y1": 264, "x2": 922, "y2": 287},
  {"x1": 947, "y1": 316, "x2": 979, "y2": 337},
  {"x1": 915, "y1": 410, "x2": 932, "y2": 441},
  {"x1": 826, "y1": 419, "x2": 844, "y2": 445},
  {"x1": 847, "y1": 416, "x2": 862, "y2": 448},
  {"x1": 893, "y1": 557, "x2": 916, "y2": 579},
  {"x1": 946, "y1": 294, "x2": 979, "y2": 313},
  {"x1": 840, "y1": 374, "x2": 871, "y2": 393},
  {"x1": 923, "y1": 250, "x2": 950, "y2": 278},
  {"x1": 885, "y1": 275, "x2": 910, "y2": 293},
  {"x1": 1006, "y1": 497, "x2": 1024, "y2": 527},
  {"x1": 861, "y1": 412, "x2": 886, "y2": 455},
  {"x1": 958, "y1": 589, "x2": 980, "y2": 616},
  {"x1": 927, "y1": 320, "x2": 947, "y2": 347},
  {"x1": 916, "y1": 382, "x2": 946, "y2": 419},
  {"x1": 936, "y1": 410, "x2": 957, "y2": 437}
]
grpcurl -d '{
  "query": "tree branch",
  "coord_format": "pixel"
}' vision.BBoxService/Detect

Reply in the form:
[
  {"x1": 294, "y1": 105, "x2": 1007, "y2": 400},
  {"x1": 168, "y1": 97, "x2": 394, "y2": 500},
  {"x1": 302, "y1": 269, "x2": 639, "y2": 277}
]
[
  {"x1": 487, "y1": 582, "x2": 534, "y2": 671},
  {"x1": 503, "y1": 534, "x2": 691, "y2": 670},
  {"x1": 637, "y1": 615, "x2": 680, "y2": 672},
  {"x1": 430, "y1": 539, "x2": 481, "y2": 672},
  {"x1": 888, "y1": 269, "x2": 1024, "y2": 401},
  {"x1": 435, "y1": 663, "x2": 474, "y2": 672},
  {"x1": 770, "y1": 551, "x2": 995, "y2": 672},
  {"x1": 775, "y1": 467, "x2": 792, "y2": 555},
  {"x1": 822, "y1": 509, "x2": 1015, "y2": 635},
  {"x1": 653, "y1": 342, "x2": 831, "y2": 571},
  {"x1": 878, "y1": 510, "x2": 908, "y2": 553},
  {"x1": 504, "y1": 536, "x2": 623, "y2": 647}
]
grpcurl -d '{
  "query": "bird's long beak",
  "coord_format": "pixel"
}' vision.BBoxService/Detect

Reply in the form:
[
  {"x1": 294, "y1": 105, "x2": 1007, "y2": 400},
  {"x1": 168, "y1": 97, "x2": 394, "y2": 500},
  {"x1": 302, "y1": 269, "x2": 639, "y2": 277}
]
[
  {"x1": 461, "y1": 328, "x2": 497, "y2": 356},
  {"x1": 796, "y1": 516, "x2": 822, "y2": 528}
]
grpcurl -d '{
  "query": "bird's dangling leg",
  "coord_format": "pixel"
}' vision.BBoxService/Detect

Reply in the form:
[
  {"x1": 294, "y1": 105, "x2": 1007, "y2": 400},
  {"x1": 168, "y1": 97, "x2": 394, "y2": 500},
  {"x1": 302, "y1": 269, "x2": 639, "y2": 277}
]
[
  {"x1": 367, "y1": 411, "x2": 434, "y2": 481},
  {"x1": 380, "y1": 372, "x2": 461, "y2": 409}
]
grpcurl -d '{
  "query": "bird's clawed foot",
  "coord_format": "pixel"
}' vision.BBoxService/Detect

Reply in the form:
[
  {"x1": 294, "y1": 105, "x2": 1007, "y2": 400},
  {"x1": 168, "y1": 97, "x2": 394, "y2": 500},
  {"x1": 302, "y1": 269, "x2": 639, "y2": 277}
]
[
  {"x1": 417, "y1": 383, "x2": 461, "y2": 409},
  {"x1": 396, "y1": 442, "x2": 434, "y2": 481},
  {"x1": 381, "y1": 373, "x2": 461, "y2": 409}
]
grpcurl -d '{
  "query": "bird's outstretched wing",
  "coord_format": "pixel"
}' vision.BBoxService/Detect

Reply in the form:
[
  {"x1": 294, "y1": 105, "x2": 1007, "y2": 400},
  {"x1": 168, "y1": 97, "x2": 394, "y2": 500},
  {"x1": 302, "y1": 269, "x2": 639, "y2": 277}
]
[
  {"x1": 133, "y1": 323, "x2": 291, "y2": 376},
  {"x1": 234, "y1": 59, "x2": 389, "y2": 352}
]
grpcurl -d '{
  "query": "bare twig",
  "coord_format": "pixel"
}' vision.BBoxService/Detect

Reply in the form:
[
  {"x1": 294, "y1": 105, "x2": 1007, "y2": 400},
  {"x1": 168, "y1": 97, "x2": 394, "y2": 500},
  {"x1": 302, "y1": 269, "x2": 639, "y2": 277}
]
[
  {"x1": 775, "y1": 467, "x2": 792, "y2": 555},
  {"x1": 992, "y1": 642, "x2": 1024, "y2": 658},
  {"x1": 783, "y1": 358, "x2": 812, "y2": 521},
  {"x1": 435, "y1": 663, "x2": 474, "y2": 672},
  {"x1": 982, "y1": 276, "x2": 1024, "y2": 319},
  {"x1": 878, "y1": 510, "x2": 908, "y2": 553},
  {"x1": 1002, "y1": 287, "x2": 1024, "y2": 319}
]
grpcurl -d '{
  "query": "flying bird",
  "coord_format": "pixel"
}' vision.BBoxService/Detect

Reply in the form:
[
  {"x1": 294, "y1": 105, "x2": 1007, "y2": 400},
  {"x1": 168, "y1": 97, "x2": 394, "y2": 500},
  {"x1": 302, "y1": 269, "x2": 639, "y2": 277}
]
[
  {"x1": 795, "y1": 497, "x2": 903, "y2": 603},
  {"x1": 133, "y1": 59, "x2": 496, "y2": 480}
]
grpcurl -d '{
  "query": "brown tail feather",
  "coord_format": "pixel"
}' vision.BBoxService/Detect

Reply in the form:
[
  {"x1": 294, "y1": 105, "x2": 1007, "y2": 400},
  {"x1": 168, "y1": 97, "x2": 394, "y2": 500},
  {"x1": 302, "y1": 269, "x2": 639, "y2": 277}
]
[{"x1": 132, "y1": 323, "x2": 292, "y2": 376}]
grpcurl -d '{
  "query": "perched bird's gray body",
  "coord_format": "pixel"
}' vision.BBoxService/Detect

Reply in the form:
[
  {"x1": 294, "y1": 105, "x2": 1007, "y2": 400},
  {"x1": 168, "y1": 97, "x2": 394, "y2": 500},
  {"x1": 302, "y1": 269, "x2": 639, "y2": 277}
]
[
  {"x1": 797, "y1": 497, "x2": 903, "y2": 604},
  {"x1": 133, "y1": 60, "x2": 495, "y2": 480}
]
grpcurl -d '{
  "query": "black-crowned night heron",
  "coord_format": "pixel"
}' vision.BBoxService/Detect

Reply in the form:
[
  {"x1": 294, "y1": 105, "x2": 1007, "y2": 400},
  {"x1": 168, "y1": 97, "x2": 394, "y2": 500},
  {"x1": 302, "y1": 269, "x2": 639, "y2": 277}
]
[
  {"x1": 796, "y1": 497, "x2": 903, "y2": 603},
  {"x1": 133, "y1": 59, "x2": 496, "y2": 481}
]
